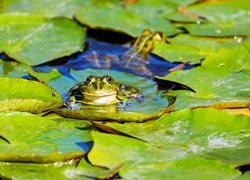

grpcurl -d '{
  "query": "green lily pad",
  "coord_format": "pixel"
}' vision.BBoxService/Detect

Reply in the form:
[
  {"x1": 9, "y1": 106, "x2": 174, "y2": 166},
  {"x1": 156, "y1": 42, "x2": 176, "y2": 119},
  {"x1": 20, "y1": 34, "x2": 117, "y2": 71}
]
[
  {"x1": 0, "y1": 13, "x2": 86, "y2": 66},
  {"x1": 156, "y1": 42, "x2": 250, "y2": 110},
  {"x1": 0, "y1": 0, "x2": 90, "y2": 18},
  {"x1": 0, "y1": 112, "x2": 92, "y2": 162},
  {"x1": 87, "y1": 109, "x2": 249, "y2": 178},
  {"x1": 105, "y1": 108, "x2": 250, "y2": 163},
  {"x1": 171, "y1": 0, "x2": 250, "y2": 36},
  {"x1": 0, "y1": 77, "x2": 63, "y2": 113},
  {"x1": 158, "y1": 69, "x2": 250, "y2": 110},
  {"x1": 75, "y1": 3, "x2": 179, "y2": 37},
  {"x1": 158, "y1": 68, "x2": 250, "y2": 110},
  {"x1": 153, "y1": 34, "x2": 247, "y2": 64},
  {"x1": 0, "y1": 158, "x2": 121, "y2": 179},
  {"x1": 0, "y1": 162, "x2": 72, "y2": 180},
  {"x1": 120, "y1": 158, "x2": 240, "y2": 179},
  {"x1": 0, "y1": 61, "x2": 61, "y2": 82}
]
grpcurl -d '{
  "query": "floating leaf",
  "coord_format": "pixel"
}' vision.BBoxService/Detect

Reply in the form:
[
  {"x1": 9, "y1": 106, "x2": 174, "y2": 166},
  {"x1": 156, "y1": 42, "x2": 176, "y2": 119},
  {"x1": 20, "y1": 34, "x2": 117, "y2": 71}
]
[
  {"x1": 0, "y1": 77, "x2": 63, "y2": 113},
  {"x1": 158, "y1": 69, "x2": 250, "y2": 110},
  {"x1": 0, "y1": 112, "x2": 92, "y2": 162},
  {"x1": 120, "y1": 158, "x2": 240, "y2": 179},
  {"x1": 75, "y1": 3, "x2": 179, "y2": 37},
  {"x1": 0, "y1": 13, "x2": 86, "y2": 66},
  {"x1": 0, "y1": 158, "x2": 120, "y2": 179},
  {"x1": 153, "y1": 34, "x2": 247, "y2": 64},
  {"x1": 170, "y1": 0, "x2": 250, "y2": 36},
  {"x1": 88, "y1": 109, "x2": 249, "y2": 178},
  {"x1": 0, "y1": 0, "x2": 89, "y2": 18},
  {"x1": 156, "y1": 43, "x2": 250, "y2": 110},
  {"x1": 0, "y1": 61, "x2": 61, "y2": 82}
]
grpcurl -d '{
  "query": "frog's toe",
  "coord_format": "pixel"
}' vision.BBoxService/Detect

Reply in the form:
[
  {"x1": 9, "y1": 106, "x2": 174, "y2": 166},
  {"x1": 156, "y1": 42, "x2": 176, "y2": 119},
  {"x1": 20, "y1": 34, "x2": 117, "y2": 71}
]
[
  {"x1": 136, "y1": 94, "x2": 144, "y2": 103},
  {"x1": 65, "y1": 102, "x2": 81, "y2": 110}
]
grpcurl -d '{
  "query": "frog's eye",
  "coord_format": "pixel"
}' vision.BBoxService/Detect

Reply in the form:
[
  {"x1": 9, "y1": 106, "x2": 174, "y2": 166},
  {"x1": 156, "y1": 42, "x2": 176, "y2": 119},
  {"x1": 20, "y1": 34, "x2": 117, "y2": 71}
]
[
  {"x1": 85, "y1": 76, "x2": 92, "y2": 84},
  {"x1": 106, "y1": 76, "x2": 113, "y2": 83}
]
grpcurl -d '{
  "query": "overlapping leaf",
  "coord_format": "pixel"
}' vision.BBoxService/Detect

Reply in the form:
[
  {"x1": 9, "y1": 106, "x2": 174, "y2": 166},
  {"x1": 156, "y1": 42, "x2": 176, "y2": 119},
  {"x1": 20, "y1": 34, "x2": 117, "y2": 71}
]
[
  {"x1": 153, "y1": 34, "x2": 248, "y2": 64},
  {"x1": 0, "y1": 13, "x2": 86, "y2": 66},
  {"x1": 156, "y1": 42, "x2": 250, "y2": 110},
  {"x1": 0, "y1": 0, "x2": 89, "y2": 18},
  {"x1": 0, "y1": 77, "x2": 63, "y2": 113},
  {"x1": 75, "y1": 3, "x2": 179, "y2": 37},
  {"x1": 0, "y1": 112, "x2": 92, "y2": 162},
  {"x1": 88, "y1": 109, "x2": 249, "y2": 178},
  {"x1": 169, "y1": 0, "x2": 250, "y2": 36}
]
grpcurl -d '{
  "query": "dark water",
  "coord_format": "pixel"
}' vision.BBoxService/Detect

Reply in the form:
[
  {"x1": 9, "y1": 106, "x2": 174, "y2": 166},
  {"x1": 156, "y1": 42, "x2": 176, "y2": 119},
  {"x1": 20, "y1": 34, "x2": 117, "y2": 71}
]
[{"x1": 32, "y1": 37, "x2": 195, "y2": 79}]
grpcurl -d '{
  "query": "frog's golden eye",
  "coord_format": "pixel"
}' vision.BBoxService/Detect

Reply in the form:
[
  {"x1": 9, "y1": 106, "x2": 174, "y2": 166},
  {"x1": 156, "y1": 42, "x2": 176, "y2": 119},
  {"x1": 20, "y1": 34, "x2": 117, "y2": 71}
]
[
  {"x1": 85, "y1": 76, "x2": 92, "y2": 84},
  {"x1": 106, "y1": 76, "x2": 113, "y2": 83}
]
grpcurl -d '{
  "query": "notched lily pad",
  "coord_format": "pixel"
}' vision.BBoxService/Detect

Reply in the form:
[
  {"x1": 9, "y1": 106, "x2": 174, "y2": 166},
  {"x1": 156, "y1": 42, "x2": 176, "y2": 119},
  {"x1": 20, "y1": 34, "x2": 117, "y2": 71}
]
[
  {"x1": 0, "y1": 13, "x2": 86, "y2": 66},
  {"x1": 75, "y1": 4, "x2": 179, "y2": 37},
  {"x1": 170, "y1": 0, "x2": 250, "y2": 36},
  {"x1": 0, "y1": 0, "x2": 89, "y2": 18},
  {"x1": 0, "y1": 77, "x2": 63, "y2": 113},
  {"x1": 0, "y1": 112, "x2": 90, "y2": 163}
]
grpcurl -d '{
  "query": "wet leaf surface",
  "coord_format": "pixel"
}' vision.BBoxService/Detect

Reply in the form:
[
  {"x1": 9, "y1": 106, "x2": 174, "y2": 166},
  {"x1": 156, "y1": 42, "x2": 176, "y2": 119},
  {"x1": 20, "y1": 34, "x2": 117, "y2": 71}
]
[
  {"x1": 153, "y1": 34, "x2": 247, "y2": 64},
  {"x1": 0, "y1": 112, "x2": 92, "y2": 162},
  {"x1": 0, "y1": 77, "x2": 63, "y2": 113},
  {"x1": 88, "y1": 109, "x2": 249, "y2": 178},
  {"x1": 157, "y1": 42, "x2": 250, "y2": 110},
  {"x1": 0, "y1": 13, "x2": 86, "y2": 66},
  {"x1": 169, "y1": 0, "x2": 250, "y2": 36},
  {"x1": 0, "y1": 158, "x2": 120, "y2": 179},
  {"x1": 75, "y1": 3, "x2": 179, "y2": 37},
  {"x1": 0, "y1": 0, "x2": 249, "y2": 178},
  {"x1": 0, "y1": 60, "x2": 61, "y2": 82},
  {"x1": 0, "y1": 0, "x2": 89, "y2": 18}
]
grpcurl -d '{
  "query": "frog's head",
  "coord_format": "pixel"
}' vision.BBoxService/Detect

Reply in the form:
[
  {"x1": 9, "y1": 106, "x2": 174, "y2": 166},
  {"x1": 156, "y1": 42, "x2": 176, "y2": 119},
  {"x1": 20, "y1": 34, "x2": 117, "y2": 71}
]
[{"x1": 78, "y1": 75, "x2": 120, "y2": 105}]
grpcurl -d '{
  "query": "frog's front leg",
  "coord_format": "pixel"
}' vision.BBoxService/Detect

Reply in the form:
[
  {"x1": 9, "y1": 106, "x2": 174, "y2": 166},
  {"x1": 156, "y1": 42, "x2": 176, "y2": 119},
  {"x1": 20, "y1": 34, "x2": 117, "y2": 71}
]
[{"x1": 65, "y1": 96, "x2": 82, "y2": 110}]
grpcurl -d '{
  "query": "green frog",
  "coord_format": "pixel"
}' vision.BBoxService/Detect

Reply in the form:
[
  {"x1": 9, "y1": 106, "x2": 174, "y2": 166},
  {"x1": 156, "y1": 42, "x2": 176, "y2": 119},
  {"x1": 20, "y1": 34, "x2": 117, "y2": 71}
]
[
  {"x1": 66, "y1": 75, "x2": 142, "y2": 110},
  {"x1": 84, "y1": 29, "x2": 165, "y2": 77}
]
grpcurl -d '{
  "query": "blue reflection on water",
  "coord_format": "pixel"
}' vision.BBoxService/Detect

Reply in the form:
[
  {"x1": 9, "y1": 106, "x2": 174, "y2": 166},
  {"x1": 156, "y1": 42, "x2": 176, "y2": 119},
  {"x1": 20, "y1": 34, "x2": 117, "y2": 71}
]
[{"x1": 33, "y1": 37, "x2": 195, "y2": 79}]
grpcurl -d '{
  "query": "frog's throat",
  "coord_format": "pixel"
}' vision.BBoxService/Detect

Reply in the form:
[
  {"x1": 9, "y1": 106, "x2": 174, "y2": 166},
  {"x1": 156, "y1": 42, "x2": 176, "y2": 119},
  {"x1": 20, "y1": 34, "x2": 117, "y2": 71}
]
[
  {"x1": 82, "y1": 92, "x2": 119, "y2": 105},
  {"x1": 82, "y1": 91, "x2": 116, "y2": 97}
]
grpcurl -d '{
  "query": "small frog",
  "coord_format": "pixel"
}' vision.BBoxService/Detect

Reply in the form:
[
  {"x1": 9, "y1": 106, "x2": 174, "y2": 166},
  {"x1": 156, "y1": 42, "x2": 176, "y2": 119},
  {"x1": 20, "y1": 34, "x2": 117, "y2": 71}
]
[
  {"x1": 84, "y1": 30, "x2": 165, "y2": 77},
  {"x1": 66, "y1": 75, "x2": 143, "y2": 110}
]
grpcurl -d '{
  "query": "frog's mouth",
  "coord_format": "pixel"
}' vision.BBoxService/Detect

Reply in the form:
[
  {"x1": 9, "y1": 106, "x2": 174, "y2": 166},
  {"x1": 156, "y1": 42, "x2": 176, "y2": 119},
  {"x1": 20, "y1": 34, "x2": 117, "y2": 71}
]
[
  {"x1": 82, "y1": 91, "x2": 119, "y2": 105},
  {"x1": 83, "y1": 91, "x2": 116, "y2": 97}
]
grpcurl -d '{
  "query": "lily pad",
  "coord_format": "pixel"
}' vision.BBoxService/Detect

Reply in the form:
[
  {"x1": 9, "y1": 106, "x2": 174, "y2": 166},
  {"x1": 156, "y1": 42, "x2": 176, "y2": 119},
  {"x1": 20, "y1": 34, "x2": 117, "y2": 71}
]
[
  {"x1": 0, "y1": 61, "x2": 61, "y2": 82},
  {"x1": 87, "y1": 109, "x2": 249, "y2": 178},
  {"x1": 0, "y1": 0, "x2": 90, "y2": 18},
  {"x1": 0, "y1": 13, "x2": 86, "y2": 66},
  {"x1": 120, "y1": 158, "x2": 240, "y2": 179},
  {"x1": 158, "y1": 69, "x2": 250, "y2": 110},
  {"x1": 170, "y1": 0, "x2": 250, "y2": 36},
  {"x1": 153, "y1": 34, "x2": 247, "y2": 64},
  {"x1": 0, "y1": 112, "x2": 92, "y2": 162},
  {"x1": 0, "y1": 77, "x2": 63, "y2": 113},
  {"x1": 156, "y1": 42, "x2": 250, "y2": 110},
  {"x1": 0, "y1": 158, "x2": 121, "y2": 179},
  {"x1": 75, "y1": 3, "x2": 179, "y2": 37}
]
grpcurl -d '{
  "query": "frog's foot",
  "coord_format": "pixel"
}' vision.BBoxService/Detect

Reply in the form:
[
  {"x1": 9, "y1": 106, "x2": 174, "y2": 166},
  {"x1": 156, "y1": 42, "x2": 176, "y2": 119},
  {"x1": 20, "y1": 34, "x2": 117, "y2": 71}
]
[
  {"x1": 119, "y1": 94, "x2": 144, "y2": 111},
  {"x1": 134, "y1": 94, "x2": 145, "y2": 103},
  {"x1": 65, "y1": 102, "x2": 82, "y2": 110},
  {"x1": 65, "y1": 96, "x2": 82, "y2": 110}
]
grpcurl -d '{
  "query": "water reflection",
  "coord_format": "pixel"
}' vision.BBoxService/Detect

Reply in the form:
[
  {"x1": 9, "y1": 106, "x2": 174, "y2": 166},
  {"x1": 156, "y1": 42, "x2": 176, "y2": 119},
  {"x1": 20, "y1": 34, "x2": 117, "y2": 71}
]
[{"x1": 33, "y1": 37, "x2": 194, "y2": 79}]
